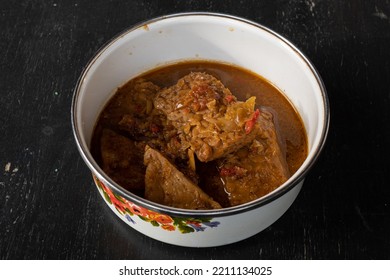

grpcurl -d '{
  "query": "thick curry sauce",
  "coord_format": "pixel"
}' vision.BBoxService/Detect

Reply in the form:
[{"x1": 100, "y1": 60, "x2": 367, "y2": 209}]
[{"x1": 91, "y1": 61, "x2": 308, "y2": 209}]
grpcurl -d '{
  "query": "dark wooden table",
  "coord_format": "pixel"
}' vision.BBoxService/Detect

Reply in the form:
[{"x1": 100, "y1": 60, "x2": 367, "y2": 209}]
[{"x1": 1, "y1": 0, "x2": 389, "y2": 259}]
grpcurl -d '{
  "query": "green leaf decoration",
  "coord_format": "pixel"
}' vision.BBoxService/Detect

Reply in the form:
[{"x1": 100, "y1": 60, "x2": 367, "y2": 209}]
[
  {"x1": 150, "y1": 220, "x2": 159, "y2": 227},
  {"x1": 125, "y1": 208, "x2": 133, "y2": 215},
  {"x1": 178, "y1": 224, "x2": 194, "y2": 234},
  {"x1": 138, "y1": 215, "x2": 150, "y2": 222},
  {"x1": 172, "y1": 217, "x2": 187, "y2": 226},
  {"x1": 114, "y1": 193, "x2": 125, "y2": 203},
  {"x1": 103, "y1": 191, "x2": 112, "y2": 204},
  {"x1": 93, "y1": 176, "x2": 221, "y2": 234}
]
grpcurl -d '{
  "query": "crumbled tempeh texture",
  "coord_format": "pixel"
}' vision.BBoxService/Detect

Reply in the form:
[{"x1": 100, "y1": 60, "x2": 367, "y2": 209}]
[
  {"x1": 101, "y1": 78, "x2": 160, "y2": 131},
  {"x1": 102, "y1": 78, "x2": 188, "y2": 159},
  {"x1": 154, "y1": 72, "x2": 261, "y2": 162}
]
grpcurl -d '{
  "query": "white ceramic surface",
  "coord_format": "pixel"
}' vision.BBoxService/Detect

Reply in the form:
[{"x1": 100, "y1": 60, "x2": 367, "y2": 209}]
[{"x1": 72, "y1": 13, "x2": 329, "y2": 247}]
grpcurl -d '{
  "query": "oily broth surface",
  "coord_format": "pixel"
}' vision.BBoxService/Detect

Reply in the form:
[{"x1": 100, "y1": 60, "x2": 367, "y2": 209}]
[{"x1": 91, "y1": 60, "x2": 308, "y2": 204}]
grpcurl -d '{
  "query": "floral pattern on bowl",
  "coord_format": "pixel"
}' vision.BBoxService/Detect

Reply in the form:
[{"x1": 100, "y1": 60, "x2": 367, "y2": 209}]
[{"x1": 93, "y1": 175, "x2": 220, "y2": 233}]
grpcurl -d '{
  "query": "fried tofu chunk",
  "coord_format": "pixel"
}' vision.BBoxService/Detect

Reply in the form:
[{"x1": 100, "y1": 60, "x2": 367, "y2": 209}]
[
  {"x1": 218, "y1": 109, "x2": 290, "y2": 206},
  {"x1": 144, "y1": 145, "x2": 221, "y2": 210}
]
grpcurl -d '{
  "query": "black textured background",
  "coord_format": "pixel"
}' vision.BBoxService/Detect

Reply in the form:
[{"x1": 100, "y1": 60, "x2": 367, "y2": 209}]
[{"x1": 1, "y1": 0, "x2": 389, "y2": 259}]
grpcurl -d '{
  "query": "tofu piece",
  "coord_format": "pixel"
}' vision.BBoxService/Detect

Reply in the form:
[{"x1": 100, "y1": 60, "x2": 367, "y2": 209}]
[
  {"x1": 218, "y1": 109, "x2": 290, "y2": 206},
  {"x1": 144, "y1": 145, "x2": 221, "y2": 210}
]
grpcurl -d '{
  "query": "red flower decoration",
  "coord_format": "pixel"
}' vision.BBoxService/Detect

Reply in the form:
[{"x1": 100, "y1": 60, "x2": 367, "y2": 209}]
[
  {"x1": 161, "y1": 224, "x2": 175, "y2": 231},
  {"x1": 128, "y1": 203, "x2": 149, "y2": 217},
  {"x1": 148, "y1": 213, "x2": 174, "y2": 224},
  {"x1": 93, "y1": 175, "x2": 220, "y2": 233}
]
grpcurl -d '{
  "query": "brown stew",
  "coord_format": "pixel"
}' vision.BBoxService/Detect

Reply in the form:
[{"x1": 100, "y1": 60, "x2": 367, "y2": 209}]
[{"x1": 91, "y1": 61, "x2": 307, "y2": 209}]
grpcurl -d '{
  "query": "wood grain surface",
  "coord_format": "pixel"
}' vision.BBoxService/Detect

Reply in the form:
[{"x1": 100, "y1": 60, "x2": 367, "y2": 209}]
[{"x1": 0, "y1": 0, "x2": 389, "y2": 259}]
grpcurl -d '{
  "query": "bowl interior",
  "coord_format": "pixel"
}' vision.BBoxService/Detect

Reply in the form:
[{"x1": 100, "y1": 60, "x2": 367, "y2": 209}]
[{"x1": 73, "y1": 13, "x2": 328, "y2": 210}]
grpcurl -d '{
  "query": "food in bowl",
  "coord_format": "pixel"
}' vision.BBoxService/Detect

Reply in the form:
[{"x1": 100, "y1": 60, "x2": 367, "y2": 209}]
[
  {"x1": 91, "y1": 60, "x2": 308, "y2": 209},
  {"x1": 72, "y1": 13, "x2": 329, "y2": 247}
]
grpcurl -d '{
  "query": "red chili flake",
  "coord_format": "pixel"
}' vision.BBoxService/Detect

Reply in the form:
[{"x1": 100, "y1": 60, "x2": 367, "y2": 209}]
[
  {"x1": 225, "y1": 95, "x2": 235, "y2": 103},
  {"x1": 192, "y1": 85, "x2": 209, "y2": 96},
  {"x1": 244, "y1": 109, "x2": 260, "y2": 134},
  {"x1": 171, "y1": 135, "x2": 181, "y2": 148},
  {"x1": 191, "y1": 85, "x2": 211, "y2": 111},
  {"x1": 150, "y1": 123, "x2": 160, "y2": 134},
  {"x1": 219, "y1": 166, "x2": 247, "y2": 178},
  {"x1": 135, "y1": 104, "x2": 143, "y2": 113}
]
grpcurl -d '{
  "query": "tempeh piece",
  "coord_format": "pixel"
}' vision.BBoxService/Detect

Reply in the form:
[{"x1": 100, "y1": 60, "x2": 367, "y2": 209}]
[{"x1": 154, "y1": 72, "x2": 261, "y2": 162}]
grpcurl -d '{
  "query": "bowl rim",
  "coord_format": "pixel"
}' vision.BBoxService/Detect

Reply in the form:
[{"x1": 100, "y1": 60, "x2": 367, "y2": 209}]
[{"x1": 71, "y1": 12, "x2": 330, "y2": 218}]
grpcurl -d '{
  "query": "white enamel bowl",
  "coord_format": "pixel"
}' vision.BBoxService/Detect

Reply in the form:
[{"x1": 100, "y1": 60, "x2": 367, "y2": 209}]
[{"x1": 72, "y1": 13, "x2": 329, "y2": 247}]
